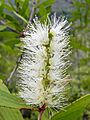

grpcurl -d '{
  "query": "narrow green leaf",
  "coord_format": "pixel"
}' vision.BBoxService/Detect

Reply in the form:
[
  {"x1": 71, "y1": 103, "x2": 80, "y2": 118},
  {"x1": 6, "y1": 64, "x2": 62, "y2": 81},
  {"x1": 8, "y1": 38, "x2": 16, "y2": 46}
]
[
  {"x1": 4, "y1": 4, "x2": 13, "y2": 11},
  {"x1": 0, "y1": 0, "x2": 5, "y2": 16},
  {"x1": 51, "y1": 94, "x2": 90, "y2": 120},
  {"x1": 13, "y1": 11, "x2": 28, "y2": 23},
  {"x1": 5, "y1": 13, "x2": 22, "y2": 31},
  {"x1": 0, "y1": 31, "x2": 18, "y2": 38},
  {"x1": 8, "y1": 0, "x2": 16, "y2": 11},
  {"x1": 21, "y1": 0, "x2": 29, "y2": 15}
]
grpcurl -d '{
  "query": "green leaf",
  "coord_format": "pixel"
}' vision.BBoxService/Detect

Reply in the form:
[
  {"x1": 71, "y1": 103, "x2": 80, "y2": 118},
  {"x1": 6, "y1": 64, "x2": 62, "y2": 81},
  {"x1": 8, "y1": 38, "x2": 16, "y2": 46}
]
[
  {"x1": 0, "y1": 25, "x2": 7, "y2": 31},
  {"x1": 0, "y1": 89, "x2": 32, "y2": 109},
  {"x1": 0, "y1": 107, "x2": 24, "y2": 120},
  {"x1": 0, "y1": 80, "x2": 32, "y2": 109},
  {"x1": 4, "y1": 4, "x2": 13, "y2": 11},
  {"x1": 38, "y1": 4, "x2": 47, "y2": 16},
  {"x1": 5, "y1": 13, "x2": 22, "y2": 31},
  {"x1": 13, "y1": 11, "x2": 28, "y2": 23},
  {"x1": 37, "y1": 0, "x2": 55, "y2": 20},
  {"x1": 37, "y1": 0, "x2": 55, "y2": 8},
  {"x1": 8, "y1": 0, "x2": 16, "y2": 11},
  {"x1": 21, "y1": 0, "x2": 29, "y2": 16},
  {"x1": 0, "y1": 43, "x2": 15, "y2": 55},
  {"x1": 51, "y1": 94, "x2": 90, "y2": 120},
  {"x1": 0, "y1": 80, "x2": 24, "y2": 120},
  {"x1": 0, "y1": 31, "x2": 18, "y2": 39},
  {"x1": 0, "y1": 79, "x2": 9, "y2": 93},
  {"x1": 0, "y1": 0, "x2": 5, "y2": 17}
]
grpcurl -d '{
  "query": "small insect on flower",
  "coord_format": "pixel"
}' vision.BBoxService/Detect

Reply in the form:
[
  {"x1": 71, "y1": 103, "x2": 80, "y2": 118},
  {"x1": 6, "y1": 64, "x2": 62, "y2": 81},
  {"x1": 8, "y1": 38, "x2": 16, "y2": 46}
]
[{"x1": 17, "y1": 14, "x2": 71, "y2": 111}]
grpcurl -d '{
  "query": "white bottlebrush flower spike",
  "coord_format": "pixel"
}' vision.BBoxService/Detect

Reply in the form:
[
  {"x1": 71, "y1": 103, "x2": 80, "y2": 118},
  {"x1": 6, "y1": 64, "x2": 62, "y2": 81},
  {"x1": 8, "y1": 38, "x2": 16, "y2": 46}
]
[{"x1": 17, "y1": 14, "x2": 70, "y2": 109}]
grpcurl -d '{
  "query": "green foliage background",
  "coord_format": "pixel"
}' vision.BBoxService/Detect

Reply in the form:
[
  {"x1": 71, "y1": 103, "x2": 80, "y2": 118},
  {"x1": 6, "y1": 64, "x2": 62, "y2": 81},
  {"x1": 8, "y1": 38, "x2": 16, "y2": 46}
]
[{"x1": 0, "y1": 0, "x2": 90, "y2": 120}]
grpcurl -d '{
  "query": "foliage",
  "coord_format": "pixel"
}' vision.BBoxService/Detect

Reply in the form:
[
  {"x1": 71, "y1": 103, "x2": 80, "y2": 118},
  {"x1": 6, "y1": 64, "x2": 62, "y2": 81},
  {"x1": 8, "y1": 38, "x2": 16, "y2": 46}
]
[
  {"x1": 0, "y1": 78, "x2": 90, "y2": 120},
  {"x1": 51, "y1": 94, "x2": 90, "y2": 120},
  {"x1": 0, "y1": 79, "x2": 24, "y2": 120},
  {"x1": 0, "y1": 0, "x2": 55, "y2": 82}
]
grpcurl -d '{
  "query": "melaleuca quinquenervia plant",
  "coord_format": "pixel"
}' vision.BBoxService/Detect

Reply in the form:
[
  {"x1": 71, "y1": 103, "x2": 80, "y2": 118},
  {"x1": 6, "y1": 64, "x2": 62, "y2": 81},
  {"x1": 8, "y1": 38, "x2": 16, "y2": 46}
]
[{"x1": 16, "y1": 14, "x2": 71, "y2": 119}]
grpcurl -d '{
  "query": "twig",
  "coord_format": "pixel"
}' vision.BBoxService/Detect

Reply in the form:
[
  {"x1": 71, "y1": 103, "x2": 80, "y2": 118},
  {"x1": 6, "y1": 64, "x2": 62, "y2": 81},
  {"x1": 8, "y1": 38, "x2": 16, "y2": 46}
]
[
  {"x1": 38, "y1": 104, "x2": 46, "y2": 120},
  {"x1": 38, "y1": 111, "x2": 44, "y2": 120}
]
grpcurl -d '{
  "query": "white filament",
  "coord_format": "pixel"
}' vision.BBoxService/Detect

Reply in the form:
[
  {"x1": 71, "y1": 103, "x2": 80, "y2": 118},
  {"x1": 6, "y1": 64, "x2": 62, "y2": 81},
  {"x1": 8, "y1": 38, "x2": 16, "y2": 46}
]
[{"x1": 17, "y1": 14, "x2": 70, "y2": 108}]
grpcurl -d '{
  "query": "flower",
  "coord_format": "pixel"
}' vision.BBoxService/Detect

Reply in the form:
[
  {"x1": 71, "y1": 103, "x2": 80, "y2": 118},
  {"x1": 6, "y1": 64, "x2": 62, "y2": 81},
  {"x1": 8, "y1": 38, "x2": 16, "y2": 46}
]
[{"x1": 17, "y1": 14, "x2": 70, "y2": 109}]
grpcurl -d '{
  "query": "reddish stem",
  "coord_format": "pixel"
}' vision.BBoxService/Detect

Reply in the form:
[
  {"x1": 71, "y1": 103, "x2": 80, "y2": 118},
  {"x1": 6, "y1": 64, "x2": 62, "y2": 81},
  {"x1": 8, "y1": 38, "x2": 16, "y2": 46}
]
[{"x1": 38, "y1": 104, "x2": 46, "y2": 120}]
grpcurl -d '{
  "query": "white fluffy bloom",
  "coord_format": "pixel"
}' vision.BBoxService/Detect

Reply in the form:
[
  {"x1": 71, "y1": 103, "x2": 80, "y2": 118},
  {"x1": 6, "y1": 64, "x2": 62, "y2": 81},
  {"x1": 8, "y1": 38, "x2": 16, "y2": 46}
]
[{"x1": 17, "y1": 14, "x2": 70, "y2": 109}]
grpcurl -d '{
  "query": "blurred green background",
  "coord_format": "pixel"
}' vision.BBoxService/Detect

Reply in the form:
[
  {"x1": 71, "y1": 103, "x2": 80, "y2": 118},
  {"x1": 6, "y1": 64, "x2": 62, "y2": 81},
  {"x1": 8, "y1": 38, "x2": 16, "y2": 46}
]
[{"x1": 0, "y1": 0, "x2": 90, "y2": 120}]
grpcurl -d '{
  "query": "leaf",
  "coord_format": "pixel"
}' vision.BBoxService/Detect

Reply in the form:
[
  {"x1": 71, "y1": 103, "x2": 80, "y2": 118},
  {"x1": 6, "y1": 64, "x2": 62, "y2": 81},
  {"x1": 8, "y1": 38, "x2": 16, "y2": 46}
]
[
  {"x1": 0, "y1": 79, "x2": 9, "y2": 93},
  {"x1": 51, "y1": 94, "x2": 90, "y2": 120},
  {"x1": 8, "y1": 0, "x2": 16, "y2": 11},
  {"x1": 20, "y1": 0, "x2": 29, "y2": 16},
  {"x1": 0, "y1": 107, "x2": 24, "y2": 120},
  {"x1": 0, "y1": 89, "x2": 32, "y2": 109},
  {"x1": 0, "y1": 80, "x2": 32, "y2": 110},
  {"x1": 0, "y1": 25, "x2": 7, "y2": 31},
  {"x1": 38, "y1": 4, "x2": 47, "y2": 16},
  {"x1": 5, "y1": 13, "x2": 22, "y2": 31},
  {"x1": 37, "y1": 0, "x2": 55, "y2": 8},
  {"x1": 0, "y1": 31, "x2": 18, "y2": 39},
  {"x1": 0, "y1": 80, "x2": 24, "y2": 120},
  {"x1": 0, "y1": 43, "x2": 15, "y2": 55},
  {"x1": 4, "y1": 4, "x2": 13, "y2": 11},
  {"x1": 37, "y1": 0, "x2": 55, "y2": 20},
  {"x1": 0, "y1": 0, "x2": 5, "y2": 16},
  {"x1": 13, "y1": 11, "x2": 28, "y2": 23}
]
